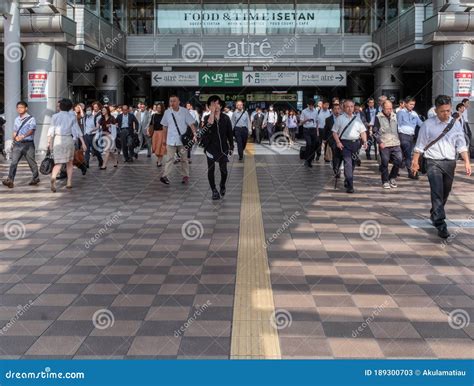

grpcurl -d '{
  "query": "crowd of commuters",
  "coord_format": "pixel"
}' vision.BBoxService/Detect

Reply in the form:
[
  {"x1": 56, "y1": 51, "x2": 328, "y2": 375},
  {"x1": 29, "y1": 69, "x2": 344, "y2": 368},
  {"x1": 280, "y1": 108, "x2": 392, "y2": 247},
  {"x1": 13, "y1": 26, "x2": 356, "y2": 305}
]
[{"x1": 0, "y1": 94, "x2": 471, "y2": 239}]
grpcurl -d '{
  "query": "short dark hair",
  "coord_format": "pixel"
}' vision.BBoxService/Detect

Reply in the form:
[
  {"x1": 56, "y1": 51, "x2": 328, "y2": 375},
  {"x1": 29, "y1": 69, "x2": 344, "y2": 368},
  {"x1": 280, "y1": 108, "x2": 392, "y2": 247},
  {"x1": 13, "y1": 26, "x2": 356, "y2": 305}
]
[
  {"x1": 321, "y1": 98, "x2": 329, "y2": 104},
  {"x1": 404, "y1": 96, "x2": 416, "y2": 103},
  {"x1": 308, "y1": 99, "x2": 315, "y2": 106},
  {"x1": 207, "y1": 95, "x2": 223, "y2": 108},
  {"x1": 456, "y1": 103, "x2": 464, "y2": 111},
  {"x1": 462, "y1": 98, "x2": 469, "y2": 104},
  {"x1": 59, "y1": 98, "x2": 73, "y2": 111},
  {"x1": 16, "y1": 101, "x2": 28, "y2": 108},
  {"x1": 434, "y1": 95, "x2": 451, "y2": 108},
  {"x1": 354, "y1": 102, "x2": 361, "y2": 107}
]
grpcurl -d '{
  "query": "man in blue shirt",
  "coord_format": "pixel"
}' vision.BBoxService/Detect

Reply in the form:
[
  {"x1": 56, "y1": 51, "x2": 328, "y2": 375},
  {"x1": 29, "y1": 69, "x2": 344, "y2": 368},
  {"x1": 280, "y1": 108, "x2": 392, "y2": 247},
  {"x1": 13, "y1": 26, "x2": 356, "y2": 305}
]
[
  {"x1": 397, "y1": 96, "x2": 423, "y2": 179},
  {"x1": 2, "y1": 101, "x2": 40, "y2": 189}
]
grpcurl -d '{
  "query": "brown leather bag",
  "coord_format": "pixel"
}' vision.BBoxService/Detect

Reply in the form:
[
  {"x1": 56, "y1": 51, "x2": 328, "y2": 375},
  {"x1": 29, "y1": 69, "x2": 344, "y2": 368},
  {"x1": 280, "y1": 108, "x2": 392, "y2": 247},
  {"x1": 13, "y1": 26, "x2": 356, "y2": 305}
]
[{"x1": 73, "y1": 149, "x2": 85, "y2": 168}]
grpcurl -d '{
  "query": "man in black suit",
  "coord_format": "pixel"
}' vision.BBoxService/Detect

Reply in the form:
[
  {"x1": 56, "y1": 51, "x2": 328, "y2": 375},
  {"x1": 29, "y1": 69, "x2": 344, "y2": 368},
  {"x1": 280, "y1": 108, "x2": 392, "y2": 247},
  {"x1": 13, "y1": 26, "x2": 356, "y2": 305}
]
[
  {"x1": 323, "y1": 102, "x2": 341, "y2": 169},
  {"x1": 116, "y1": 104, "x2": 139, "y2": 162}
]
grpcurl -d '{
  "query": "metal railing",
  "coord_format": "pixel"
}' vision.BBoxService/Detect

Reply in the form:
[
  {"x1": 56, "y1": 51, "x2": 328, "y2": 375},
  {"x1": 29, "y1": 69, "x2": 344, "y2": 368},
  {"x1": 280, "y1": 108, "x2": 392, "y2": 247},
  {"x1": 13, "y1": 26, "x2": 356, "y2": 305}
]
[
  {"x1": 372, "y1": 4, "x2": 427, "y2": 57},
  {"x1": 66, "y1": 3, "x2": 126, "y2": 62}
]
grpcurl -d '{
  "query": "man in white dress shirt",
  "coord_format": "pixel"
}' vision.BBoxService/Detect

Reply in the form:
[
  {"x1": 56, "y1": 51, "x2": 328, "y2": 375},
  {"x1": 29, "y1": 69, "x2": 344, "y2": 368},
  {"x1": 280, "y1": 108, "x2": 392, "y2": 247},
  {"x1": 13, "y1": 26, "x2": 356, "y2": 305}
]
[
  {"x1": 411, "y1": 95, "x2": 471, "y2": 239},
  {"x1": 159, "y1": 95, "x2": 197, "y2": 185},
  {"x1": 300, "y1": 99, "x2": 320, "y2": 167},
  {"x1": 332, "y1": 99, "x2": 368, "y2": 193}
]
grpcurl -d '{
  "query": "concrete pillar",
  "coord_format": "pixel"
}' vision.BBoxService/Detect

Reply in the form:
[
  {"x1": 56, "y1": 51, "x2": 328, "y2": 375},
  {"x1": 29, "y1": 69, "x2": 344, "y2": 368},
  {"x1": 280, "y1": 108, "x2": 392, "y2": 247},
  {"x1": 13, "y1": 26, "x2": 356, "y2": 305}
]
[
  {"x1": 95, "y1": 66, "x2": 124, "y2": 105},
  {"x1": 432, "y1": 42, "x2": 474, "y2": 124},
  {"x1": 128, "y1": 74, "x2": 150, "y2": 105},
  {"x1": 23, "y1": 43, "x2": 68, "y2": 153},
  {"x1": 374, "y1": 66, "x2": 403, "y2": 102},
  {"x1": 3, "y1": 0, "x2": 21, "y2": 159}
]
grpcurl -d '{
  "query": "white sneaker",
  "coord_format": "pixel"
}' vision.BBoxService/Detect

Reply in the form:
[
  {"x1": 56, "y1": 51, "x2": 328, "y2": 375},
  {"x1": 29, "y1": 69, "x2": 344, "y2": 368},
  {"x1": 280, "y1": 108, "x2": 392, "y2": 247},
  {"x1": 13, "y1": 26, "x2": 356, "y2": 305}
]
[
  {"x1": 383, "y1": 182, "x2": 391, "y2": 189},
  {"x1": 389, "y1": 179, "x2": 397, "y2": 188}
]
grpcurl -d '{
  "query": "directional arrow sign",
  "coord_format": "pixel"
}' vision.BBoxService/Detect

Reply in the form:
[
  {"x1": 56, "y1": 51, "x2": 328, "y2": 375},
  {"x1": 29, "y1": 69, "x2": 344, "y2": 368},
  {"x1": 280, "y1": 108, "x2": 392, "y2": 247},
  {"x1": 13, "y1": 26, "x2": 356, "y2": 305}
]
[
  {"x1": 199, "y1": 72, "x2": 242, "y2": 87},
  {"x1": 151, "y1": 72, "x2": 199, "y2": 87},
  {"x1": 243, "y1": 72, "x2": 298, "y2": 87},
  {"x1": 298, "y1": 71, "x2": 347, "y2": 86}
]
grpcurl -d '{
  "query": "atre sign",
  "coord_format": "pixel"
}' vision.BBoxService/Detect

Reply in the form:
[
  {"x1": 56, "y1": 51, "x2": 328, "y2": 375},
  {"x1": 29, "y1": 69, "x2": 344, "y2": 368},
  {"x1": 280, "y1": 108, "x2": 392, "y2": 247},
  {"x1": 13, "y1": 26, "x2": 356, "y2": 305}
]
[{"x1": 226, "y1": 39, "x2": 272, "y2": 58}]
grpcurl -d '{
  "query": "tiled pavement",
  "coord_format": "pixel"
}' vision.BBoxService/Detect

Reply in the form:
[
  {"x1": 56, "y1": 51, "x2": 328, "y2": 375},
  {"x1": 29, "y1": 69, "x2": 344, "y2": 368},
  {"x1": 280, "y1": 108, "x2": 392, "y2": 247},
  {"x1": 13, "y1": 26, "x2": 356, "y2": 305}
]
[{"x1": 0, "y1": 143, "x2": 472, "y2": 359}]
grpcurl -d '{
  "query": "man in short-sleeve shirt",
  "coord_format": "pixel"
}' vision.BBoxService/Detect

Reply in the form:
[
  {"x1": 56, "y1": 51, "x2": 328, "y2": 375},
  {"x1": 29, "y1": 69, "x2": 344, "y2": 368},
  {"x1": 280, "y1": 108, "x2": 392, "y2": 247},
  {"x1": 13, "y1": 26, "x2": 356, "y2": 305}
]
[{"x1": 160, "y1": 95, "x2": 197, "y2": 185}]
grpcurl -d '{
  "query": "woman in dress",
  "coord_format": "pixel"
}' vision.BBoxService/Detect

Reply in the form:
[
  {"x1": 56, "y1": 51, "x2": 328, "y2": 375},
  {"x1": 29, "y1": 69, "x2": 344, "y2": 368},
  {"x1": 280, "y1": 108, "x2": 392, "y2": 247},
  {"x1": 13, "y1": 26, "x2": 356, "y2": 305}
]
[
  {"x1": 47, "y1": 98, "x2": 86, "y2": 192},
  {"x1": 150, "y1": 103, "x2": 167, "y2": 167},
  {"x1": 98, "y1": 106, "x2": 118, "y2": 169},
  {"x1": 286, "y1": 110, "x2": 299, "y2": 144}
]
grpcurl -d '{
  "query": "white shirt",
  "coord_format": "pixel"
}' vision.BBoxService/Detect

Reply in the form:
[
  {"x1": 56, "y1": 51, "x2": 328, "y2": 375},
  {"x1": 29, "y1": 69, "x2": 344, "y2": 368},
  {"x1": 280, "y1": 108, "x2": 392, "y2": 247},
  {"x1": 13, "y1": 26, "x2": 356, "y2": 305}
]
[
  {"x1": 48, "y1": 111, "x2": 83, "y2": 140},
  {"x1": 317, "y1": 109, "x2": 331, "y2": 129},
  {"x1": 188, "y1": 109, "x2": 199, "y2": 124},
  {"x1": 332, "y1": 113, "x2": 366, "y2": 140},
  {"x1": 414, "y1": 116, "x2": 467, "y2": 160},
  {"x1": 161, "y1": 106, "x2": 195, "y2": 146},
  {"x1": 121, "y1": 113, "x2": 129, "y2": 128},
  {"x1": 266, "y1": 111, "x2": 278, "y2": 124},
  {"x1": 301, "y1": 107, "x2": 319, "y2": 128}
]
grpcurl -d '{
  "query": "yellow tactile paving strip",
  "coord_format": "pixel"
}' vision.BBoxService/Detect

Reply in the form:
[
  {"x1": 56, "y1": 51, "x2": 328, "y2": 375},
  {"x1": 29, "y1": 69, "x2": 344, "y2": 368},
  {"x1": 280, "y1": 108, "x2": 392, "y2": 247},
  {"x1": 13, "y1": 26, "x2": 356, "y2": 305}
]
[{"x1": 230, "y1": 142, "x2": 282, "y2": 359}]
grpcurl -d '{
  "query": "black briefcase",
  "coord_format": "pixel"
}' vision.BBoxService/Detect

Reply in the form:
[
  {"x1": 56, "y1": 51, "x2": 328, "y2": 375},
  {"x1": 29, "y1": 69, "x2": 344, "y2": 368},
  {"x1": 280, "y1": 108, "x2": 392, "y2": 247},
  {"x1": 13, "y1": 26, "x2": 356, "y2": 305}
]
[{"x1": 299, "y1": 146, "x2": 306, "y2": 160}]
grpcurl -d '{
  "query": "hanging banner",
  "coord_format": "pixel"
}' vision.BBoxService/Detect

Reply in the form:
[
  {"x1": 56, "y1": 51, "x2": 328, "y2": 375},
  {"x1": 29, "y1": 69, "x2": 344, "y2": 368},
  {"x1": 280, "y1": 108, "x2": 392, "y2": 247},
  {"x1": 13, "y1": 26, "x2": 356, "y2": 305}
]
[
  {"x1": 28, "y1": 72, "x2": 48, "y2": 102},
  {"x1": 453, "y1": 70, "x2": 473, "y2": 99}
]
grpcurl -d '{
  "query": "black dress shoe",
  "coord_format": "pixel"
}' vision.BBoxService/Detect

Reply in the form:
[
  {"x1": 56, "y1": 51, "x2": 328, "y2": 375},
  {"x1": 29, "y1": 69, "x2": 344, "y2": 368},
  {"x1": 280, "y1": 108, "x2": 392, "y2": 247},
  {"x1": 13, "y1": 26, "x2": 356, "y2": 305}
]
[
  {"x1": 344, "y1": 180, "x2": 349, "y2": 188},
  {"x1": 346, "y1": 187, "x2": 355, "y2": 193},
  {"x1": 212, "y1": 189, "x2": 221, "y2": 200},
  {"x1": 28, "y1": 178, "x2": 40, "y2": 185},
  {"x1": 160, "y1": 176, "x2": 170, "y2": 185},
  {"x1": 220, "y1": 186, "x2": 226, "y2": 197},
  {"x1": 437, "y1": 226, "x2": 450, "y2": 239}
]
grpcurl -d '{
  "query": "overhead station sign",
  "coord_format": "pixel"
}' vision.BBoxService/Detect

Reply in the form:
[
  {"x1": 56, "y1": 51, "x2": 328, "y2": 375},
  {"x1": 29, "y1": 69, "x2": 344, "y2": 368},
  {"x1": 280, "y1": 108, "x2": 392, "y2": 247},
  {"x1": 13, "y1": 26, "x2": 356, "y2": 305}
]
[
  {"x1": 152, "y1": 72, "x2": 199, "y2": 87},
  {"x1": 151, "y1": 71, "x2": 347, "y2": 87},
  {"x1": 298, "y1": 71, "x2": 346, "y2": 86},
  {"x1": 243, "y1": 71, "x2": 298, "y2": 86}
]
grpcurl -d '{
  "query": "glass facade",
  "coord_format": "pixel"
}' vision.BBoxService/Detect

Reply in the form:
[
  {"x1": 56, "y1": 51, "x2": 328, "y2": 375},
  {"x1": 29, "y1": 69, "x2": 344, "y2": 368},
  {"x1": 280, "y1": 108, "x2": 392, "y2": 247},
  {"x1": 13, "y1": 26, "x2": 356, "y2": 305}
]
[{"x1": 67, "y1": 0, "x2": 425, "y2": 35}]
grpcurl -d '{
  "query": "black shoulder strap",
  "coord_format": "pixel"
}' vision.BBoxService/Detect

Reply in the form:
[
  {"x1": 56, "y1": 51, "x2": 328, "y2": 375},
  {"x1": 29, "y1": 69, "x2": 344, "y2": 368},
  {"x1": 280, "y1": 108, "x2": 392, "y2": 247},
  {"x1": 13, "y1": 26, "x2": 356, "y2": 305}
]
[
  {"x1": 15, "y1": 115, "x2": 33, "y2": 134},
  {"x1": 423, "y1": 118, "x2": 457, "y2": 152},
  {"x1": 338, "y1": 116, "x2": 357, "y2": 139},
  {"x1": 233, "y1": 111, "x2": 245, "y2": 128},
  {"x1": 171, "y1": 112, "x2": 182, "y2": 136}
]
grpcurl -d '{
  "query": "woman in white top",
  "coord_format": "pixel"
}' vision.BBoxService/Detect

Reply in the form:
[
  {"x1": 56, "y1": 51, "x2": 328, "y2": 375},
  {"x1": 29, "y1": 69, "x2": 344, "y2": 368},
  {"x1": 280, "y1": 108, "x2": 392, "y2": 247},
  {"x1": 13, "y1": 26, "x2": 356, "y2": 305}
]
[{"x1": 47, "y1": 98, "x2": 86, "y2": 192}]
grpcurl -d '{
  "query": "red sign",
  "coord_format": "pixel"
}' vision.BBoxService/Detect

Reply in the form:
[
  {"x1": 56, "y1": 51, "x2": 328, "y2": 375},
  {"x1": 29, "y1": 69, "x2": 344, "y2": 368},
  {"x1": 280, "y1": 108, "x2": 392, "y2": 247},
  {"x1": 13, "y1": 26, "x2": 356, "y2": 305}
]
[
  {"x1": 453, "y1": 71, "x2": 473, "y2": 99},
  {"x1": 28, "y1": 71, "x2": 48, "y2": 102}
]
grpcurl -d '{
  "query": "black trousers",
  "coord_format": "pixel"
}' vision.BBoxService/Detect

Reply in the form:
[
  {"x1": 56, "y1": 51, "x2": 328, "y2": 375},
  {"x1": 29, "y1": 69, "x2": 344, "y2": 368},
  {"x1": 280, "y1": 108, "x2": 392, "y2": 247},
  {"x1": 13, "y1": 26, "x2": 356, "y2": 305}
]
[
  {"x1": 120, "y1": 128, "x2": 134, "y2": 160},
  {"x1": 207, "y1": 156, "x2": 228, "y2": 190},
  {"x1": 366, "y1": 134, "x2": 378, "y2": 159},
  {"x1": 342, "y1": 139, "x2": 360, "y2": 188},
  {"x1": 379, "y1": 146, "x2": 402, "y2": 183},
  {"x1": 84, "y1": 133, "x2": 103, "y2": 166},
  {"x1": 8, "y1": 142, "x2": 39, "y2": 181},
  {"x1": 426, "y1": 159, "x2": 456, "y2": 229},
  {"x1": 303, "y1": 127, "x2": 319, "y2": 164},
  {"x1": 234, "y1": 127, "x2": 248, "y2": 158},
  {"x1": 399, "y1": 133, "x2": 415, "y2": 172}
]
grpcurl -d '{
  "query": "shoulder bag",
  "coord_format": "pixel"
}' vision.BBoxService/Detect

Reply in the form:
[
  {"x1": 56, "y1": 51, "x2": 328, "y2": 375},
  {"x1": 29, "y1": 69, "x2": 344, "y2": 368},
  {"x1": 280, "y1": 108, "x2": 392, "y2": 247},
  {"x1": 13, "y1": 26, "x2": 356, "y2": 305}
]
[
  {"x1": 418, "y1": 117, "x2": 457, "y2": 174},
  {"x1": 171, "y1": 112, "x2": 194, "y2": 148}
]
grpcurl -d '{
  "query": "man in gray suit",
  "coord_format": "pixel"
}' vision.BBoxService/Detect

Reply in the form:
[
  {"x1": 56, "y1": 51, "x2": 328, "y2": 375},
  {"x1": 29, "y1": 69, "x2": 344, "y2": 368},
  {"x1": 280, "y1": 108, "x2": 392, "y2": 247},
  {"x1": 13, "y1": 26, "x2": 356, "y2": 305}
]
[{"x1": 135, "y1": 102, "x2": 152, "y2": 157}]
